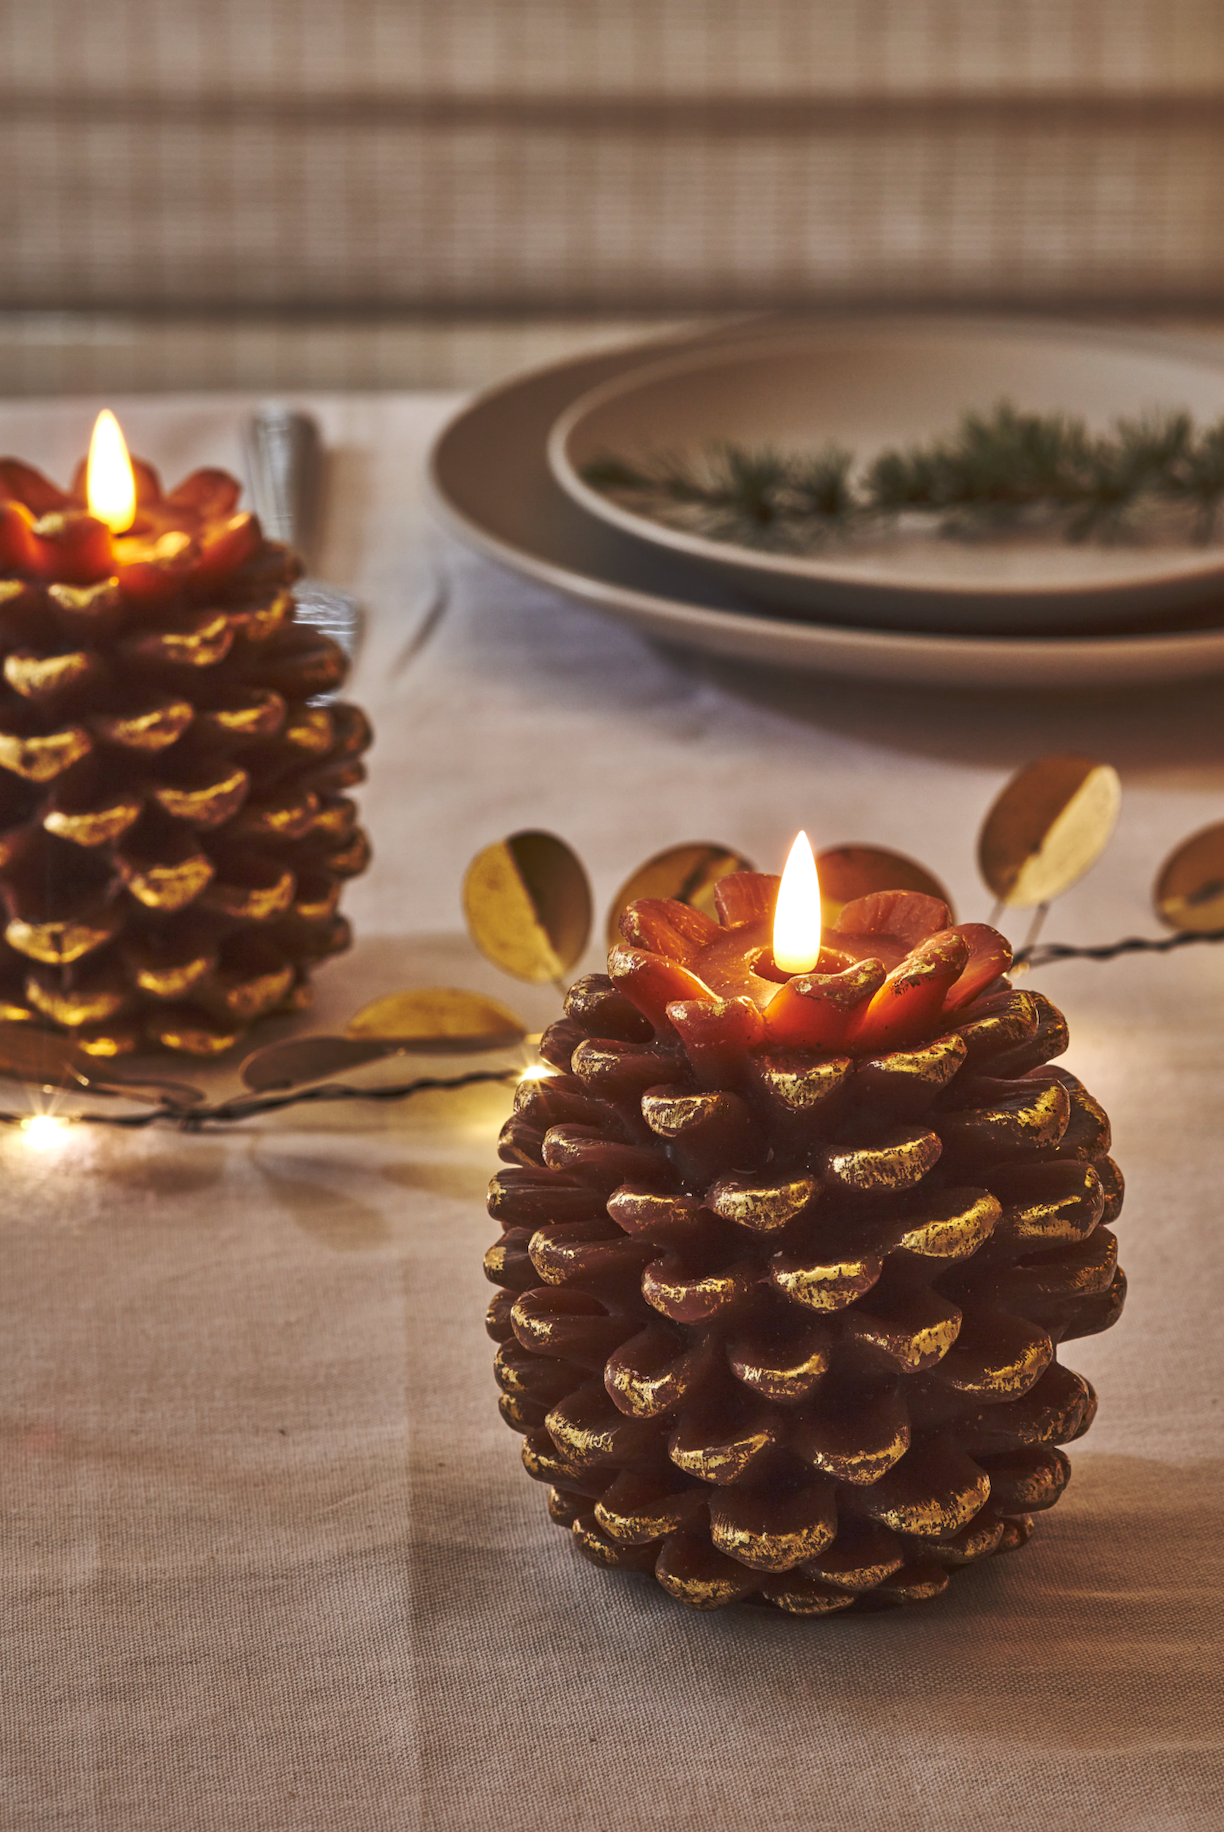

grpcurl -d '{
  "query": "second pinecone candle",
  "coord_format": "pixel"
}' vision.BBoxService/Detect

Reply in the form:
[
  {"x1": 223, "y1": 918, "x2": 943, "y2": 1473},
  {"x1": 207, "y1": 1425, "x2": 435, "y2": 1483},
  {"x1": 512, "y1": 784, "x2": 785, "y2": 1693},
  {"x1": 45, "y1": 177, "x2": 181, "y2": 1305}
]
[
  {"x1": 487, "y1": 854, "x2": 1125, "y2": 1615},
  {"x1": 0, "y1": 415, "x2": 372, "y2": 1056}
]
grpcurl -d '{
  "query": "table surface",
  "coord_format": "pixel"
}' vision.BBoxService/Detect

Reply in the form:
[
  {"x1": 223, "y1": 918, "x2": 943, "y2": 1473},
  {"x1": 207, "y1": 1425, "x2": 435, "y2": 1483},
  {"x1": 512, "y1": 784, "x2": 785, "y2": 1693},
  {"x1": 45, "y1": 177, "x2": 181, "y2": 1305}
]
[{"x1": 4, "y1": 391, "x2": 1223, "y2": 1832}]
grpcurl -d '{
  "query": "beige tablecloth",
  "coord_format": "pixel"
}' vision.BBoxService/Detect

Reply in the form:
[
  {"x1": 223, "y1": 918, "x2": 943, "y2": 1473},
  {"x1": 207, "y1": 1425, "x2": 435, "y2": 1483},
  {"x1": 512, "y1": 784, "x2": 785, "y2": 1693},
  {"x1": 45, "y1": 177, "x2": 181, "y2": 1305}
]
[{"x1": 3, "y1": 393, "x2": 1223, "y2": 1831}]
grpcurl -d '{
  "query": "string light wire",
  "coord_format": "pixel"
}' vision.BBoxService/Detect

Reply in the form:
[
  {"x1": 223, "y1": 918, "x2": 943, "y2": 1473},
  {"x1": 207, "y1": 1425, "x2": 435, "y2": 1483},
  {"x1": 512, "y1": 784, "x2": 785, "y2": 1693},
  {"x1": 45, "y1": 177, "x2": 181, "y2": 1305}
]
[
  {"x1": 1014, "y1": 924, "x2": 1224, "y2": 971},
  {"x1": 2, "y1": 925, "x2": 1220, "y2": 1132},
  {"x1": 0, "y1": 1068, "x2": 519, "y2": 1133}
]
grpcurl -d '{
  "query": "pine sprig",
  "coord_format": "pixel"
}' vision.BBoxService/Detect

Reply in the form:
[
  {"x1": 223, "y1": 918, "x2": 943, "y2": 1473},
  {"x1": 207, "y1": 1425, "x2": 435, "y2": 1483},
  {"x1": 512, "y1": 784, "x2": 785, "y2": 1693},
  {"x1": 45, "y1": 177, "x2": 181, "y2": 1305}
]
[{"x1": 582, "y1": 402, "x2": 1224, "y2": 552}]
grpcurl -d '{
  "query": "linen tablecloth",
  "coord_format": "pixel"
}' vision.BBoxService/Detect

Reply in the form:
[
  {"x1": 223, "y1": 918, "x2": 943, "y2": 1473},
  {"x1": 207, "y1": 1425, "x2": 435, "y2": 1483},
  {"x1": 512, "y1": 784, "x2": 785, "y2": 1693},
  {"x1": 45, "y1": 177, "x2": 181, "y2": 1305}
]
[{"x1": 3, "y1": 393, "x2": 1223, "y2": 1831}]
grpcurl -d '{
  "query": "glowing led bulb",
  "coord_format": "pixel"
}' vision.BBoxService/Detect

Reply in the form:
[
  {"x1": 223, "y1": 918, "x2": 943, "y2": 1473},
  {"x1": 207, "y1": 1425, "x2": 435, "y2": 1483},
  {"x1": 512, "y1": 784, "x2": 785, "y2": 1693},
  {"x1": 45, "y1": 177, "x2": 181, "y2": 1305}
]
[{"x1": 20, "y1": 1115, "x2": 70, "y2": 1148}]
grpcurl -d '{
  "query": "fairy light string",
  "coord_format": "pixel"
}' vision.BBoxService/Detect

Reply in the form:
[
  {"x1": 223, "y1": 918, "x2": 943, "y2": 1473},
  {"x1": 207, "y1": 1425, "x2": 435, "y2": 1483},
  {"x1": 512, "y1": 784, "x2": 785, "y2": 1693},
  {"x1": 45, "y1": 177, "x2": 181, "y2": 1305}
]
[
  {"x1": 6, "y1": 773, "x2": 1220, "y2": 1132},
  {"x1": 3, "y1": 921, "x2": 1219, "y2": 1134},
  {"x1": 2, "y1": 1068, "x2": 520, "y2": 1134},
  {"x1": 1014, "y1": 924, "x2": 1224, "y2": 971}
]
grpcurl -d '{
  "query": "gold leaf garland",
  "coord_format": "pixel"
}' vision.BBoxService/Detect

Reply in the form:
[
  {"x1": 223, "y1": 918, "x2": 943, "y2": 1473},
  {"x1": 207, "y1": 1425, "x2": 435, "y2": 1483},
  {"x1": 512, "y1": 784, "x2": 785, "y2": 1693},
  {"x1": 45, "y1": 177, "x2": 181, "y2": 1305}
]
[{"x1": 0, "y1": 752, "x2": 1218, "y2": 1128}]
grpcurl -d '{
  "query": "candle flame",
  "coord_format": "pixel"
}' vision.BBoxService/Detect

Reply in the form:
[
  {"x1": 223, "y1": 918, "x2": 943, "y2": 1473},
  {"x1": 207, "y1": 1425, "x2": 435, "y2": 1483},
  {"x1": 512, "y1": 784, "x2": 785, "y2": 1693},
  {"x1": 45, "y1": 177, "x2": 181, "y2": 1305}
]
[
  {"x1": 773, "y1": 831, "x2": 822, "y2": 974},
  {"x1": 86, "y1": 410, "x2": 136, "y2": 534}
]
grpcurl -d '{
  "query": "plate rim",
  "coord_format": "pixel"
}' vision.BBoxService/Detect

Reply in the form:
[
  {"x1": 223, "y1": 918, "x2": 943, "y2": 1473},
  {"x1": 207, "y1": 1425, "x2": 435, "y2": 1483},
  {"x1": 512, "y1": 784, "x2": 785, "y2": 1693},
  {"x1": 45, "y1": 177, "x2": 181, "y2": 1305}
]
[
  {"x1": 426, "y1": 312, "x2": 1224, "y2": 688},
  {"x1": 546, "y1": 318, "x2": 1224, "y2": 606}
]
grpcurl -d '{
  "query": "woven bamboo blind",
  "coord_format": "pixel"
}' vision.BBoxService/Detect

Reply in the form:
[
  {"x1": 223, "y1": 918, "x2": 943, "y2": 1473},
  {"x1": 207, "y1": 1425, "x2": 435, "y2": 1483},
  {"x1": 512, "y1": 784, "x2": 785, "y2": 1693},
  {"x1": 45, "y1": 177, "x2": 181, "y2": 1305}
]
[{"x1": 1, "y1": 0, "x2": 1222, "y2": 312}]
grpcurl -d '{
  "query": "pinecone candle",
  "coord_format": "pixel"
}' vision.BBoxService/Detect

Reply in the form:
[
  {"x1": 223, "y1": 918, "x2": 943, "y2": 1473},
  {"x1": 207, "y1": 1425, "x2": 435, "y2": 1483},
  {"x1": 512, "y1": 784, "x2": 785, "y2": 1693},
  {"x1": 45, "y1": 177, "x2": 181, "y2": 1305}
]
[
  {"x1": 486, "y1": 864, "x2": 1125, "y2": 1614},
  {"x1": 0, "y1": 427, "x2": 371, "y2": 1057}
]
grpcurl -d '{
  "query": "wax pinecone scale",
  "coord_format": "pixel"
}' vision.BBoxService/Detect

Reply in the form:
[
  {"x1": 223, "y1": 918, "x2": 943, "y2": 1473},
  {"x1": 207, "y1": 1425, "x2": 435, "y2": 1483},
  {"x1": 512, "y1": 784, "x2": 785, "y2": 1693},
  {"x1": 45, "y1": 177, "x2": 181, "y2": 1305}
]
[
  {"x1": 0, "y1": 501, "x2": 371, "y2": 1056},
  {"x1": 486, "y1": 898, "x2": 1124, "y2": 1615}
]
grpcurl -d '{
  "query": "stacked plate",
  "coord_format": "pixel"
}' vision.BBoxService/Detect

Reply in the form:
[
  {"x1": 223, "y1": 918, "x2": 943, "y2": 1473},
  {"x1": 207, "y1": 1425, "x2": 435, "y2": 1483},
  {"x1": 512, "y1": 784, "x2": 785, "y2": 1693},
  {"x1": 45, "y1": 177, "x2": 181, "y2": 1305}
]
[{"x1": 427, "y1": 316, "x2": 1224, "y2": 690}]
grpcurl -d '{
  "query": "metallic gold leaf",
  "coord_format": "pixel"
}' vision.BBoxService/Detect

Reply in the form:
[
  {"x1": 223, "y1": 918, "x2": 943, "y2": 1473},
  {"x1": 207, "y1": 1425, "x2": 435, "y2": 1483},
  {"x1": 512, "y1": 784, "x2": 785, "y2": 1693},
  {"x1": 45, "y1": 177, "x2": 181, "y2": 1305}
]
[
  {"x1": 93, "y1": 1073, "x2": 206, "y2": 1105},
  {"x1": 1154, "y1": 821, "x2": 1224, "y2": 932},
  {"x1": 241, "y1": 1034, "x2": 396, "y2": 1092},
  {"x1": 606, "y1": 841, "x2": 754, "y2": 946},
  {"x1": 463, "y1": 831, "x2": 592, "y2": 982},
  {"x1": 815, "y1": 845, "x2": 953, "y2": 928},
  {"x1": 241, "y1": 988, "x2": 529, "y2": 1091},
  {"x1": 978, "y1": 756, "x2": 1121, "y2": 908},
  {"x1": 347, "y1": 987, "x2": 528, "y2": 1048},
  {"x1": 0, "y1": 1023, "x2": 88, "y2": 1088}
]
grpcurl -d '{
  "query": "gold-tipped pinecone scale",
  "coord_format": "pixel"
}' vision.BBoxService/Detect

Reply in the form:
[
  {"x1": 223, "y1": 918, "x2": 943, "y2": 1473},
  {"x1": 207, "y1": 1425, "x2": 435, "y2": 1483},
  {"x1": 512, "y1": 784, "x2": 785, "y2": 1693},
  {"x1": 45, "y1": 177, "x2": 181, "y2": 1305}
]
[
  {"x1": 486, "y1": 878, "x2": 1124, "y2": 1614},
  {"x1": 0, "y1": 458, "x2": 371, "y2": 1056}
]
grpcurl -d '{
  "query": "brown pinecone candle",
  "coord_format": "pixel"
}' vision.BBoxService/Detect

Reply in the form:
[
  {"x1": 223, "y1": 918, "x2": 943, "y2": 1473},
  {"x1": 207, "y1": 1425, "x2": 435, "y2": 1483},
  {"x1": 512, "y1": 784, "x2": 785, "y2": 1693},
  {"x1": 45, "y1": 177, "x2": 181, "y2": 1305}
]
[
  {"x1": 486, "y1": 867, "x2": 1124, "y2": 1614},
  {"x1": 0, "y1": 421, "x2": 371, "y2": 1057}
]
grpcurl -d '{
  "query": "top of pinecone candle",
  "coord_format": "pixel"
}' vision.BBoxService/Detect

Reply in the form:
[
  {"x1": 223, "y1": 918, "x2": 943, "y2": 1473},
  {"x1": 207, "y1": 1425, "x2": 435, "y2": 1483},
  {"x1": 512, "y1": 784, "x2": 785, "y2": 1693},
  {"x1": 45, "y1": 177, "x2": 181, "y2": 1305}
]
[
  {"x1": 602, "y1": 874, "x2": 1013, "y2": 1059},
  {"x1": 0, "y1": 452, "x2": 268, "y2": 595},
  {"x1": 0, "y1": 448, "x2": 372, "y2": 1057},
  {"x1": 492, "y1": 869, "x2": 1124, "y2": 1614}
]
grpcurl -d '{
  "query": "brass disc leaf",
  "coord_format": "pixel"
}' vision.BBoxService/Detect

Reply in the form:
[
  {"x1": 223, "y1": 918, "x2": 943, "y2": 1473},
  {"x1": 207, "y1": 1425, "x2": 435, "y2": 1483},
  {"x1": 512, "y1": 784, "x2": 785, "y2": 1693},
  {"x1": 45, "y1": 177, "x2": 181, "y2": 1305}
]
[
  {"x1": 346, "y1": 987, "x2": 528, "y2": 1050},
  {"x1": 241, "y1": 1034, "x2": 395, "y2": 1092},
  {"x1": 89, "y1": 1073, "x2": 206, "y2": 1105},
  {"x1": 978, "y1": 755, "x2": 1121, "y2": 908},
  {"x1": 815, "y1": 845, "x2": 953, "y2": 928},
  {"x1": 1154, "y1": 821, "x2": 1224, "y2": 932},
  {"x1": 606, "y1": 841, "x2": 754, "y2": 947},
  {"x1": 463, "y1": 831, "x2": 592, "y2": 982},
  {"x1": 0, "y1": 1023, "x2": 88, "y2": 1087}
]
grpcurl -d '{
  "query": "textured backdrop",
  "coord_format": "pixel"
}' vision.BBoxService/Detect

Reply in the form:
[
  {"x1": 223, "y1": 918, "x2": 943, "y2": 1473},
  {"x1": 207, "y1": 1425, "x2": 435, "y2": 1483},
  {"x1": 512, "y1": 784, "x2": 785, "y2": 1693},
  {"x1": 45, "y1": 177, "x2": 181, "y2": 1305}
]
[{"x1": 1, "y1": 0, "x2": 1223, "y2": 313}]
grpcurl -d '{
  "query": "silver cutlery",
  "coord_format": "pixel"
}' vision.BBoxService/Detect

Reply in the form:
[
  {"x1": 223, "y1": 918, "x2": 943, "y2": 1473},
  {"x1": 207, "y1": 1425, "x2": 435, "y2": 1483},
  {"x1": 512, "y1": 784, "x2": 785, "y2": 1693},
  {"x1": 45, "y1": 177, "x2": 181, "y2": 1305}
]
[{"x1": 244, "y1": 404, "x2": 364, "y2": 665}]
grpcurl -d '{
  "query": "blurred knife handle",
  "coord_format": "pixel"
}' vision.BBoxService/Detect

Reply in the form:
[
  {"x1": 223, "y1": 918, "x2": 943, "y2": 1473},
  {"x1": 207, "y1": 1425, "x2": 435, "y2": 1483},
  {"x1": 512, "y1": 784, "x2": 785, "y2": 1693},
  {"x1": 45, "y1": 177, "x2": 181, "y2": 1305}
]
[{"x1": 244, "y1": 404, "x2": 323, "y2": 565}]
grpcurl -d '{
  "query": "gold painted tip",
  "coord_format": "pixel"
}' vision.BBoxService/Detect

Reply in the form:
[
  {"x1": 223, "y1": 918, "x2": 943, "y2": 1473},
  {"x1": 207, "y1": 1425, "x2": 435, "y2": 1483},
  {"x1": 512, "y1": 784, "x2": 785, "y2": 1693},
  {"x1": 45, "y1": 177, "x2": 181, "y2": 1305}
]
[
  {"x1": 4, "y1": 650, "x2": 93, "y2": 701},
  {"x1": 124, "y1": 855, "x2": 215, "y2": 911},
  {"x1": 44, "y1": 797, "x2": 144, "y2": 849},
  {"x1": 200, "y1": 870, "x2": 295, "y2": 921},
  {"x1": 0, "y1": 726, "x2": 93, "y2": 782},
  {"x1": 5, "y1": 914, "x2": 120, "y2": 964},
  {"x1": 150, "y1": 1016, "x2": 241, "y2": 1056},
  {"x1": 132, "y1": 954, "x2": 215, "y2": 998},
  {"x1": 199, "y1": 690, "x2": 286, "y2": 738},
  {"x1": 233, "y1": 790, "x2": 319, "y2": 841},
  {"x1": 152, "y1": 767, "x2": 249, "y2": 828},
  {"x1": 217, "y1": 965, "x2": 295, "y2": 1020},
  {"x1": 282, "y1": 707, "x2": 334, "y2": 753},
  {"x1": 92, "y1": 700, "x2": 195, "y2": 752},
  {"x1": 24, "y1": 981, "x2": 129, "y2": 1027},
  {"x1": 131, "y1": 611, "x2": 234, "y2": 669},
  {"x1": 708, "y1": 1174, "x2": 816, "y2": 1231},
  {"x1": 46, "y1": 579, "x2": 120, "y2": 616},
  {"x1": 292, "y1": 883, "x2": 342, "y2": 923},
  {"x1": 75, "y1": 1027, "x2": 141, "y2": 1058}
]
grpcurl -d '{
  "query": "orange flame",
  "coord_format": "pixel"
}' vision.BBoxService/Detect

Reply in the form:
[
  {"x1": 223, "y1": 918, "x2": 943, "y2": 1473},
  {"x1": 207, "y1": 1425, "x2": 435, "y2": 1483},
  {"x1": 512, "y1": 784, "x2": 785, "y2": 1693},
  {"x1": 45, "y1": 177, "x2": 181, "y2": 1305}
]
[
  {"x1": 86, "y1": 410, "x2": 136, "y2": 534},
  {"x1": 773, "y1": 831, "x2": 822, "y2": 974}
]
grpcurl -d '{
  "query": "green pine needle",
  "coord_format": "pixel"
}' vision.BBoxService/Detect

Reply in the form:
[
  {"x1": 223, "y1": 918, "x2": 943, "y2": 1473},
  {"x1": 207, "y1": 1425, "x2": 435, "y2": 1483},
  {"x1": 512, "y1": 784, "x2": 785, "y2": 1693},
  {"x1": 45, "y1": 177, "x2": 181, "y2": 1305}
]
[{"x1": 582, "y1": 401, "x2": 1224, "y2": 552}]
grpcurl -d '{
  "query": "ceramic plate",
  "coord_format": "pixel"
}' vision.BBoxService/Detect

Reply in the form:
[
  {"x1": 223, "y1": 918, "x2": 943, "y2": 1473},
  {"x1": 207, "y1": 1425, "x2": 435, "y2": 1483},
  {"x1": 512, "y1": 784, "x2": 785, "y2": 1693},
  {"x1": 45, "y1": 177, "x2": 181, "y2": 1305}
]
[
  {"x1": 548, "y1": 321, "x2": 1224, "y2": 633},
  {"x1": 427, "y1": 318, "x2": 1224, "y2": 690}
]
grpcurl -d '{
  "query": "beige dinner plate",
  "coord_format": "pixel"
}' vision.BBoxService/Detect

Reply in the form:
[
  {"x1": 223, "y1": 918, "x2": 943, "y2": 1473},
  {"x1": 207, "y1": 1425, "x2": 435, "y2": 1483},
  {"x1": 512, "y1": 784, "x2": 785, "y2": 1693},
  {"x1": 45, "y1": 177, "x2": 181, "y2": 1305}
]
[
  {"x1": 427, "y1": 316, "x2": 1224, "y2": 689},
  {"x1": 550, "y1": 321, "x2": 1224, "y2": 632}
]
